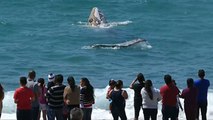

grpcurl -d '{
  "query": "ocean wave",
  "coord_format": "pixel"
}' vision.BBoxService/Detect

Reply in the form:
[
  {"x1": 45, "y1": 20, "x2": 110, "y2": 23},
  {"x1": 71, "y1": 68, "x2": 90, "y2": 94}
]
[{"x1": 2, "y1": 88, "x2": 213, "y2": 119}]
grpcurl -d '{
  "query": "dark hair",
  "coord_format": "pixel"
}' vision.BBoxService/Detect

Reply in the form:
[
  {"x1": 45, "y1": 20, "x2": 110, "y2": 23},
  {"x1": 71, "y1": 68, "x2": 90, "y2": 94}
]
[
  {"x1": 164, "y1": 74, "x2": 172, "y2": 85},
  {"x1": 198, "y1": 69, "x2": 205, "y2": 79},
  {"x1": 109, "y1": 79, "x2": 116, "y2": 86},
  {"x1": 0, "y1": 84, "x2": 4, "y2": 101},
  {"x1": 38, "y1": 78, "x2": 46, "y2": 96},
  {"x1": 38, "y1": 78, "x2": 45, "y2": 86},
  {"x1": 28, "y1": 70, "x2": 36, "y2": 80},
  {"x1": 81, "y1": 77, "x2": 94, "y2": 101},
  {"x1": 55, "y1": 74, "x2": 63, "y2": 84},
  {"x1": 67, "y1": 76, "x2": 76, "y2": 92},
  {"x1": 172, "y1": 79, "x2": 176, "y2": 86},
  {"x1": 20, "y1": 77, "x2": 27, "y2": 85},
  {"x1": 137, "y1": 73, "x2": 145, "y2": 84},
  {"x1": 145, "y1": 80, "x2": 153, "y2": 100},
  {"x1": 115, "y1": 80, "x2": 123, "y2": 89},
  {"x1": 187, "y1": 78, "x2": 194, "y2": 88}
]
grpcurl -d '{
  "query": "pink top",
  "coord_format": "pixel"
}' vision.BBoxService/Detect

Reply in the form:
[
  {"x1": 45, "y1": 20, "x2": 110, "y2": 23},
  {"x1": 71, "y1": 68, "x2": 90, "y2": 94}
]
[{"x1": 38, "y1": 86, "x2": 47, "y2": 104}]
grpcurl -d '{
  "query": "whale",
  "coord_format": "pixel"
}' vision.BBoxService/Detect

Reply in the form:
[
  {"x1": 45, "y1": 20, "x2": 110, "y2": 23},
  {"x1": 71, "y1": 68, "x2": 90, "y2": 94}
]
[
  {"x1": 90, "y1": 38, "x2": 147, "y2": 48},
  {"x1": 88, "y1": 7, "x2": 107, "y2": 26}
]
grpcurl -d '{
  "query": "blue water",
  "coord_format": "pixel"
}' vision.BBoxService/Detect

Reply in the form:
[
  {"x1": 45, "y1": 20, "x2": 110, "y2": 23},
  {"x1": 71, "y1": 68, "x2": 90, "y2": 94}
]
[
  {"x1": 0, "y1": 0, "x2": 212, "y2": 89},
  {"x1": 1, "y1": 0, "x2": 213, "y2": 91}
]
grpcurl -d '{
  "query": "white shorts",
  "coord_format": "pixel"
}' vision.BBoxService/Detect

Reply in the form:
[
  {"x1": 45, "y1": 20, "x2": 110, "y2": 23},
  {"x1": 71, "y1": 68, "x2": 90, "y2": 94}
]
[{"x1": 39, "y1": 103, "x2": 47, "y2": 111}]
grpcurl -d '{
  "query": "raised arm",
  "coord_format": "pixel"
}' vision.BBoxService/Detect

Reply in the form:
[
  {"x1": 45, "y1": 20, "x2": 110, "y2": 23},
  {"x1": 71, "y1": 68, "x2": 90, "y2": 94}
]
[
  {"x1": 129, "y1": 78, "x2": 137, "y2": 89},
  {"x1": 122, "y1": 90, "x2": 128, "y2": 99}
]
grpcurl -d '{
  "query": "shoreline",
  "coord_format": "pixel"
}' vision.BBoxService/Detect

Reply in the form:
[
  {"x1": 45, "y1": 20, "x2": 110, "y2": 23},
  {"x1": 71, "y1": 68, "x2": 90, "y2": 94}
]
[{"x1": 1, "y1": 89, "x2": 213, "y2": 120}]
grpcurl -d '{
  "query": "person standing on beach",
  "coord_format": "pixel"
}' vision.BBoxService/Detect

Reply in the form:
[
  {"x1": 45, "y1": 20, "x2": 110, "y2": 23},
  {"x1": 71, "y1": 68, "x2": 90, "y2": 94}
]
[
  {"x1": 46, "y1": 74, "x2": 66, "y2": 120},
  {"x1": 180, "y1": 78, "x2": 198, "y2": 120},
  {"x1": 14, "y1": 77, "x2": 35, "y2": 120},
  {"x1": 47, "y1": 73, "x2": 55, "y2": 90},
  {"x1": 160, "y1": 74, "x2": 179, "y2": 120},
  {"x1": 194, "y1": 69, "x2": 210, "y2": 120},
  {"x1": 141, "y1": 80, "x2": 161, "y2": 120},
  {"x1": 37, "y1": 78, "x2": 47, "y2": 120},
  {"x1": 106, "y1": 79, "x2": 116, "y2": 112},
  {"x1": 80, "y1": 77, "x2": 95, "y2": 120},
  {"x1": 64, "y1": 76, "x2": 80, "y2": 120},
  {"x1": 26, "y1": 70, "x2": 40, "y2": 120},
  {"x1": 109, "y1": 80, "x2": 128, "y2": 120},
  {"x1": 129, "y1": 73, "x2": 145, "y2": 120},
  {"x1": 0, "y1": 84, "x2": 4, "y2": 118},
  {"x1": 172, "y1": 80, "x2": 183, "y2": 120}
]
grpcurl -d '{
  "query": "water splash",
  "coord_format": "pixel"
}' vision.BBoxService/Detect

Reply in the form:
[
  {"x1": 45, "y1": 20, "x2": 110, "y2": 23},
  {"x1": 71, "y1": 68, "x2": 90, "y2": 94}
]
[{"x1": 77, "y1": 20, "x2": 132, "y2": 29}]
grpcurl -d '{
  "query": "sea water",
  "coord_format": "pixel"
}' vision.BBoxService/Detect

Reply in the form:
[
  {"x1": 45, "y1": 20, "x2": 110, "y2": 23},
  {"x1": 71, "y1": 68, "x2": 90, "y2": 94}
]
[{"x1": 0, "y1": 0, "x2": 213, "y2": 119}]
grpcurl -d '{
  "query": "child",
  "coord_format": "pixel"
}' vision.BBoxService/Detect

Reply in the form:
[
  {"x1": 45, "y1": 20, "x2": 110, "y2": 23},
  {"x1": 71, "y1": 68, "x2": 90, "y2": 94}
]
[
  {"x1": 106, "y1": 79, "x2": 116, "y2": 111},
  {"x1": 38, "y1": 78, "x2": 47, "y2": 120}
]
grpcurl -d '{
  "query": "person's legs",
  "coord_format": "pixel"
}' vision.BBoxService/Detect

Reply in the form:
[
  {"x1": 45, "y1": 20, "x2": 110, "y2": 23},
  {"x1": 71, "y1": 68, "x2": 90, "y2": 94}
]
[
  {"x1": 38, "y1": 110, "x2": 41, "y2": 120},
  {"x1": 42, "y1": 110, "x2": 47, "y2": 120},
  {"x1": 87, "y1": 108, "x2": 92, "y2": 120},
  {"x1": 143, "y1": 109, "x2": 150, "y2": 120},
  {"x1": 200, "y1": 101, "x2": 207, "y2": 120},
  {"x1": 134, "y1": 98, "x2": 142, "y2": 119},
  {"x1": 47, "y1": 107, "x2": 56, "y2": 120},
  {"x1": 32, "y1": 106, "x2": 39, "y2": 120},
  {"x1": 162, "y1": 106, "x2": 169, "y2": 120},
  {"x1": 24, "y1": 110, "x2": 32, "y2": 120},
  {"x1": 55, "y1": 108, "x2": 64, "y2": 120},
  {"x1": 16, "y1": 109, "x2": 22, "y2": 120},
  {"x1": 170, "y1": 106, "x2": 177, "y2": 120},
  {"x1": 17, "y1": 109, "x2": 32, "y2": 120},
  {"x1": 82, "y1": 108, "x2": 91, "y2": 120},
  {"x1": 119, "y1": 109, "x2": 127, "y2": 120},
  {"x1": 40, "y1": 104, "x2": 47, "y2": 120},
  {"x1": 82, "y1": 108, "x2": 87, "y2": 120},
  {"x1": 162, "y1": 105, "x2": 177, "y2": 120},
  {"x1": 111, "y1": 107, "x2": 119, "y2": 120},
  {"x1": 150, "y1": 109, "x2": 158, "y2": 120},
  {"x1": 134, "y1": 104, "x2": 141, "y2": 119},
  {"x1": 0, "y1": 102, "x2": 2, "y2": 118},
  {"x1": 196, "y1": 104, "x2": 200, "y2": 120}
]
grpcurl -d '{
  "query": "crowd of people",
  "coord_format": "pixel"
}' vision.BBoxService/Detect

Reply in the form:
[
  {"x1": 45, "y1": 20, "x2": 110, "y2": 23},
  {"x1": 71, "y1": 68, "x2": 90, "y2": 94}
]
[
  {"x1": 0, "y1": 69, "x2": 210, "y2": 120},
  {"x1": 13, "y1": 70, "x2": 91, "y2": 120},
  {"x1": 105, "y1": 69, "x2": 210, "y2": 120}
]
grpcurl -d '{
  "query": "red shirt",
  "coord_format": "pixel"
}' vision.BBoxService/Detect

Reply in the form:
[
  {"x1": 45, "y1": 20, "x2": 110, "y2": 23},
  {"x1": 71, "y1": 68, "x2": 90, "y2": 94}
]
[
  {"x1": 14, "y1": 86, "x2": 34, "y2": 110},
  {"x1": 160, "y1": 83, "x2": 179, "y2": 106}
]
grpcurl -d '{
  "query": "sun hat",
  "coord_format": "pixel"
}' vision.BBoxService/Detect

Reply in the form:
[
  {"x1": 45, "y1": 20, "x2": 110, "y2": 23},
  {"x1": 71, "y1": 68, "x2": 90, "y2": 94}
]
[{"x1": 48, "y1": 73, "x2": 55, "y2": 82}]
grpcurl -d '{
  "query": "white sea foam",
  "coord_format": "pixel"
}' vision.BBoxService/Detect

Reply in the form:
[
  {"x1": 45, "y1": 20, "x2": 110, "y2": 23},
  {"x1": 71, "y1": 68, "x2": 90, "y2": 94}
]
[
  {"x1": 2, "y1": 88, "x2": 213, "y2": 120},
  {"x1": 77, "y1": 20, "x2": 132, "y2": 29}
]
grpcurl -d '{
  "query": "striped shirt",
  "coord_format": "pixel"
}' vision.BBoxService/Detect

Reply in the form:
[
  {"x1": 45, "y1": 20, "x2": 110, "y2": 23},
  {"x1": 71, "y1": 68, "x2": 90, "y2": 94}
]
[
  {"x1": 46, "y1": 84, "x2": 66, "y2": 109},
  {"x1": 80, "y1": 87, "x2": 94, "y2": 108}
]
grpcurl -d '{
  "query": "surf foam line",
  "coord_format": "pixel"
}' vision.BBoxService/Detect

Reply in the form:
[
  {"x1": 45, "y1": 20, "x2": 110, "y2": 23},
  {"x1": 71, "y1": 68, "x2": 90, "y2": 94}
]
[{"x1": 2, "y1": 88, "x2": 213, "y2": 119}]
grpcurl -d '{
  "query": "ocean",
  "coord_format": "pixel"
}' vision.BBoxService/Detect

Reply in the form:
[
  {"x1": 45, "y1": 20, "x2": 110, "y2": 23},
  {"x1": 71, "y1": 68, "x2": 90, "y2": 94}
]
[{"x1": 0, "y1": 0, "x2": 212, "y2": 119}]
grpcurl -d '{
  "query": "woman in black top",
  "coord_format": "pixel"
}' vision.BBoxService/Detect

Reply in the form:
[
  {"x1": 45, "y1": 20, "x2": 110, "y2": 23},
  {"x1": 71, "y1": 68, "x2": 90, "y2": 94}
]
[
  {"x1": 129, "y1": 73, "x2": 145, "y2": 120},
  {"x1": 109, "y1": 80, "x2": 128, "y2": 120},
  {"x1": 80, "y1": 77, "x2": 94, "y2": 120}
]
